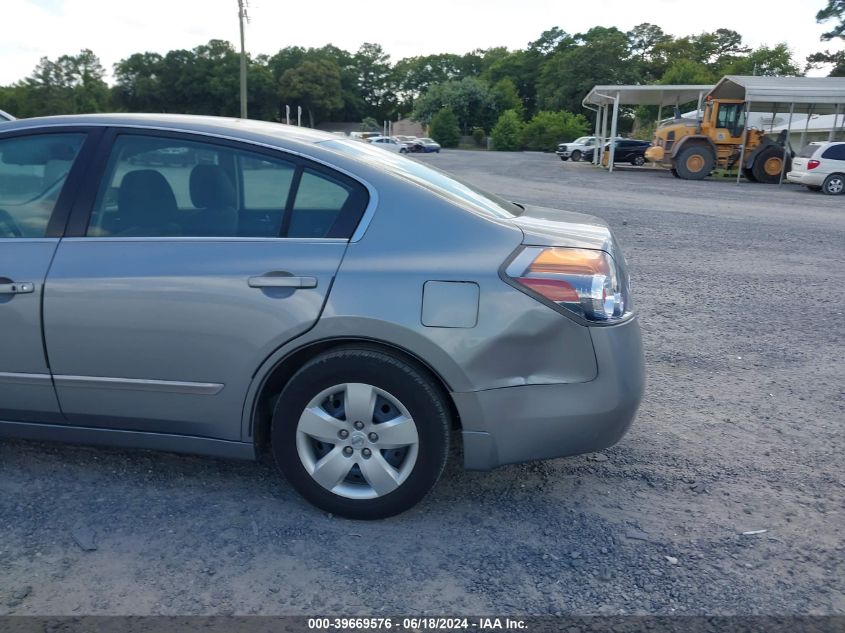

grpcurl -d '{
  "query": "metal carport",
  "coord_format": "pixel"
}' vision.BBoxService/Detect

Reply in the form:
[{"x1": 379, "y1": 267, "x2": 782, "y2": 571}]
[
  {"x1": 582, "y1": 84, "x2": 713, "y2": 172},
  {"x1": 707, "y1": 75, "x2": 845, "y2": 183}
]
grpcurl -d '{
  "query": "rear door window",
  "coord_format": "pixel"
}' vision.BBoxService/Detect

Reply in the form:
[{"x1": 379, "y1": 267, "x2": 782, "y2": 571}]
[
  {"x1": 798, "y1": 145, "x2": 822, "y2": 158},
  {"x1": 0, "y1": 133, "x2": 85, "y2": 237},
  {"x1": 86, "y1": 134, "x2": 368, "y2": 239},
  {"x1": 821, "y1": 144, "x2": 845, "y2": 160}
]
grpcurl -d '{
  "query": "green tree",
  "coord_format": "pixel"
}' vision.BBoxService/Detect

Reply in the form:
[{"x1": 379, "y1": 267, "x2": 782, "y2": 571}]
[
  {"x1": 522, "y1": 111, "x2": 590, "y2": 151},
  {"x1": 360, "y1": 117, "x2": 380, "y2": 132},
  {"x1": 354, "y1": 43, "x2": 397, "y2": 121},
  {"x1": 817, "y1": 0, "x2": 845, "y2": 40},
  {"x1": 721, "y1": 44, "x2": 801, "y2": 76},
  {"x1": 9, "y1": 49, "x2": 111, "y2": 117},
  {"x1": 492, "y1": 78, "x2": 523, "y2": 118},
  {"x1": 808, "y1": 0, "x2": 845, "y2": 75},
  {"x1": 113, "y1": 52, "x2": 164, "y2": 112},
  {"x1": 491, "y1": 109, "x2": 524, "y2": 151},
  {"x1": 393, "y1": 53, "x2": 465, "y2": 99},
  {"x1": 536, "y1": 27, "x2": 635, "y2": 114},
  {"x1": 412, "y1": 77, "x2": 497, "y2": 134},
  {"x1": 428, "y1": 107, "x2": 461, "y2": 147},
  {"x1": 660, "y1": 59, "x2": 716, "y2": 85},
  {"x1": 807, "y1": 50, "x2": 845, "y2": 75},
  {"x1": 281, "y1": 59, "x2": 344, "y2": 127}
]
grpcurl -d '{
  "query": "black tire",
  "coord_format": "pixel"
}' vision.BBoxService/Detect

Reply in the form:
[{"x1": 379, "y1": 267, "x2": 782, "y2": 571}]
[
  {"x1": 631, "y1": 155, "x2": 645, "y2": 167},
  {"x1": 272, "y1": 347, "x2": 450, "y2": 520},
  {"x1": 559, "y1": 156, "x2": 568, "y2": 161},
  {"x1": 670, "y1": 167, "x2": 681, "y2": 178},
  {"x1": 673, "y1": 145, "x2": 715, "y2": 180},
  {"x1": 742, "y1": 167, "x2": 758, "y2": 182},
  {"x1": 822, "y1": 173, "x2": 845, "y2": 195},
  {"x1": 570, "y1": 150, "x2": 582, "y2": 162},
  {"x1": 751, "y1": 146, "x2": 789, "y2": 184}
]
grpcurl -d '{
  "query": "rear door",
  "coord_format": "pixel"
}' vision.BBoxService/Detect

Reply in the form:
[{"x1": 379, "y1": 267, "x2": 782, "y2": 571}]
[
  {"x1": 43, "y1": 130, "x2": 369, "y2": 440},
  {"x1": 0, "y1": 129, "x2": 95, "y2": 422},
  {"x1": 820, "y1": 144, "x2": 845, "y2": 174}
]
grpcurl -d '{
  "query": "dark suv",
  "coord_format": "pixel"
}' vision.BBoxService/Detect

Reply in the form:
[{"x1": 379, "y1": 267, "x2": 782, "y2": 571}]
[{"x1": 584, "y1": 140, "x2": 652, "y2": 166}]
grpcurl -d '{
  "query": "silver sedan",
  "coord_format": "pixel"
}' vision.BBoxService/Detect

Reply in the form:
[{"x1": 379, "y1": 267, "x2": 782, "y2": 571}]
[{"x1": 0, "y1": 114, "x2": 644, "y2": 519}]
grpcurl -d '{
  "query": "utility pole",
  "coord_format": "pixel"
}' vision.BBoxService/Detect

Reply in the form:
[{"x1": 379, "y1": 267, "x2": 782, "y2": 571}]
[{"x1": 237, "y1": 0, "x2": 249, "y2": 119}]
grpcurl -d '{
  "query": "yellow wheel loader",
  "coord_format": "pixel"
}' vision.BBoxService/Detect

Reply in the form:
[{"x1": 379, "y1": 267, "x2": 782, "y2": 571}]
[{"x1": 644, "y1": 97, "x2": 791, "y2": 183}]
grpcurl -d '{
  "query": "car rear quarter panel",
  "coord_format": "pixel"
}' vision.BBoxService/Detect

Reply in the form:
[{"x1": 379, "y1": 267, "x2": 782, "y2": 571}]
[{"x1": 242, "y1": 171, "x2": 600, "y2": 442}]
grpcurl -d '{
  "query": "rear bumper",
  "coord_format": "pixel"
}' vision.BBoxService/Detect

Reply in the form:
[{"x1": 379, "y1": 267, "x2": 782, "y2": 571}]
[
  {"x1": 786, "y1": 171, "x2": 824, "y2": 186},
  {"x1": 453, "y1": 316, "x2": 645, "y2": 470}
]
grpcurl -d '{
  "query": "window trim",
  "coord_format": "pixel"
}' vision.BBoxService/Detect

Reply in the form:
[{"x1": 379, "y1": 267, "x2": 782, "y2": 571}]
[
  {"x1": 64, "y1": 126, "x2": 373, "y2": 241},
  {"x1": 0, "y1": 126, "x2": 104, "y2": 239}
]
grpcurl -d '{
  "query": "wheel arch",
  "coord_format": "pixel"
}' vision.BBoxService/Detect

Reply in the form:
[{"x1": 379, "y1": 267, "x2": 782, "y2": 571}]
[
  {"x1": 743, "y1": 137, "x2": 781, "y2": 170},
  {"x1": 669, "y1": 135, "x2": 716, "y2": 161},
  {"x1": 246, "y1": 336, "x2": 461, "y2": 455}
]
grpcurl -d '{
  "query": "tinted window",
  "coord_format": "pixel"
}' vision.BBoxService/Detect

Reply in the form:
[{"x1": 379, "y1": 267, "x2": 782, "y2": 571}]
[
  {"x1": 87, "y1": 134, "x2": 367, "y2": 239},
  {"x1": 286, "y1": 169, "x2": 353, "y2": 238},
  {"x1": 821, "y1": 144, "x2": 845, "y2": 160},
  {"x1": 0, "y1": 133, "x2": 85, "y2": 238}
]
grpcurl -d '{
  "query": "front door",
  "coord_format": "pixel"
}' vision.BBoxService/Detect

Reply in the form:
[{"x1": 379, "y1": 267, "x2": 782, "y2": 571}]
[
  {"x1": 43, "y1": 131, "x2": 369, "y2": 440},
  {"x1": 0, "y1": 130, "x2": 91, "y2": 422}
]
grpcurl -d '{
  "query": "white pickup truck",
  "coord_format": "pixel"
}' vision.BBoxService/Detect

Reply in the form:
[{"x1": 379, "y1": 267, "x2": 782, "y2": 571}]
[{"x1": 555, "y1": 135, "x2": 622, "y2": 162}]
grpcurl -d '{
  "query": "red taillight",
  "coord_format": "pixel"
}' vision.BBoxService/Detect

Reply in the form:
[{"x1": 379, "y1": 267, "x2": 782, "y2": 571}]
[
  {"x1": 808, "y1": 160, "x2": 820, "y2": 170},
  {"x1": 516, "y1": 277, "x2": 580, "y2": 302},
  {"x1": 505, "y1": 247, "x2": 629, "y2": 322}
]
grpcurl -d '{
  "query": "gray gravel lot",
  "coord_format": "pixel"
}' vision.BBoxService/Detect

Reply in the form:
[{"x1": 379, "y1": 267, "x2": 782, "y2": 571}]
[{"x1": 1, "y1": 150, "x2": 843, "y2": 616}]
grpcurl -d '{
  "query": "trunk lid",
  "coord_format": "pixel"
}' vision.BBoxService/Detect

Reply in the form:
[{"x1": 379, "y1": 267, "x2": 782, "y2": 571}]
[
  {"x1": 511, "y1": 203, "x2": 616, "y2": 251},
  {"x1": 791, "y1": 157, "x2": 809, "y2": 172},
  {"x1": 508, "y1": 203, "x2": 631, "y2": 294}
]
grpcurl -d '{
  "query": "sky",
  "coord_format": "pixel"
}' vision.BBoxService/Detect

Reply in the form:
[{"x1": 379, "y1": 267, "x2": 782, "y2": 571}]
[{"x1": 1, "y1": 0, "x2": 841, "y2": 85}]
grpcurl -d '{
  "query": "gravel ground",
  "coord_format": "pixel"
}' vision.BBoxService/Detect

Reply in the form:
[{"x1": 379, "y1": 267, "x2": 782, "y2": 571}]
[{"x1": 1, "y1": 151, "x2": 843, "y2": 616}]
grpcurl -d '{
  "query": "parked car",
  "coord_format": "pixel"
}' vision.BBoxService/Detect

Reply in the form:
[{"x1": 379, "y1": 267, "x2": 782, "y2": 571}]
[
  {"x1": 583, "y1": 140, "x2": 652, "y2": 166},
  {"x1": 367, "y1": 135, "x2": 409, "y2": 153},
  {"x1": 556, "y1": 136, "x2": 600, "y2": 162},
  {"x1": 407, "y1": 137, "x2": 441, "y2": 153},
  {"x1": 787, "y1": 141, "x2": 845, "y2": 194},
  {"x1": 0, "y1": 114, "x2": 643, "y2": 519},
  {"x1": 0, "y1": 110, "x2": 15, "y2": 122}
]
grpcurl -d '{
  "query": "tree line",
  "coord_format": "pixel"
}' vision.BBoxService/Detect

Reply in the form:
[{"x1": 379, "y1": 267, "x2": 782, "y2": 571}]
[{"x1": 2, "y1": 16, "x2": 836, "y2": 150}]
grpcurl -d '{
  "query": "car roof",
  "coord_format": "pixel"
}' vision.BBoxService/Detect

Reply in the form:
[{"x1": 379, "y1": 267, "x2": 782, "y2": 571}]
[{"x1": 0, "y1": 113, "x2": 337, "y2": 148}]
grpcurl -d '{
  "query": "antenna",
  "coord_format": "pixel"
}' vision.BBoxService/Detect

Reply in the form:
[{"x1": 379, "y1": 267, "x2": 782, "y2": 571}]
[{"x1": 237, "y1": 0, "x2": 250, "y2": 118}]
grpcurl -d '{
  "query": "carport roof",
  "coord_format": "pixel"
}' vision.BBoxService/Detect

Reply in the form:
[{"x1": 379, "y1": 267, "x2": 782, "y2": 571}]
[
  {"x1": 582, "y1": 84, "x2": 714, "y2": 107},
  {"x1": 708, "y1": 75, "x2": 845, "y2": 114}
]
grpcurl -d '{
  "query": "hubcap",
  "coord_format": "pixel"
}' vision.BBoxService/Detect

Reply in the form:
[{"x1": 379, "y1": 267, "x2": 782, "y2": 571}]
[
  {"x1": 295, "y1": 383, "x2": 419, "y2": 500},
  {"x1": 686, "y1": 154, "x2": 705, "y2": 172},
  {"x1": 827, "y1": 178, "x2": 844, "y2": 193},
  {"x1": 764, "y1": 157, "x2": 782, "y2": 176}
]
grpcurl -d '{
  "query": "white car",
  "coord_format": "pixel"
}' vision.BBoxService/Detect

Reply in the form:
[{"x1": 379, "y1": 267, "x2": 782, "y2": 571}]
[
  {"x1": 555, "y1": 136, "x2": 622, "y2": 162},
  {"x1": 367, "y1": 136, "x2": 409, "y2": 153},
  {"x1": 787, "y1": 141, "x2": 845, "y2": 194}
]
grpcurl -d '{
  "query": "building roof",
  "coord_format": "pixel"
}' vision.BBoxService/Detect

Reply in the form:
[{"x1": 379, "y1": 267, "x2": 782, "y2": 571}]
[
  {"x1": 583, "y1": 84, "x2": 714, "y2": 108},
  {"x1": 708, "y1": 76, "x2": 845, "y2": 114},
  {"x1": 772, "y1": 113, "x2": 844, "y2": 132}
]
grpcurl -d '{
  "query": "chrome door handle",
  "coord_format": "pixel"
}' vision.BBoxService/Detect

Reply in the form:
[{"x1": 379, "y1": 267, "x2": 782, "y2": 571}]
[
  {"x1": 0, "y1": 282, "x2": 34, "y2": 294},
  {"x1": 248, "y1": 275, "x2": 317, "y2": 289}
]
